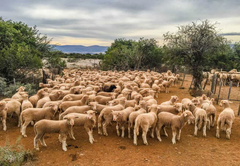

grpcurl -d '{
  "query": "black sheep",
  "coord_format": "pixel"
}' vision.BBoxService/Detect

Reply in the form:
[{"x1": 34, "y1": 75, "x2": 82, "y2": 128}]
[{"x1": 103, "y1": 85, "x2": 117, "y2": 92}]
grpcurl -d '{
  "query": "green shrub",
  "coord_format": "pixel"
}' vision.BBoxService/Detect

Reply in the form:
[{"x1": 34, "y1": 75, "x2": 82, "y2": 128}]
[
  {"x1": 0, "y1": 77, "x2": 7, "y2": 95},
  {"x1": 3, "y1": 82, "x2": 37, "y2": 98},
  {"x1": 0, "y1": 136, "x2": 34, "y2": 166}
]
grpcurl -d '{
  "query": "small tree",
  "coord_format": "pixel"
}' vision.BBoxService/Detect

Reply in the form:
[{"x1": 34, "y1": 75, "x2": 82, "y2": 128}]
[{"x1": 164, "y1": 20, "x2": 228, "y2": 95}]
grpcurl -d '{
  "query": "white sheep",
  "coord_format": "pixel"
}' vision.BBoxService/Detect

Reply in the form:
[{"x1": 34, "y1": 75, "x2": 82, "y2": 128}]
[{"x1": 216, "y1": 100, "x2": 235, "y2": 139}]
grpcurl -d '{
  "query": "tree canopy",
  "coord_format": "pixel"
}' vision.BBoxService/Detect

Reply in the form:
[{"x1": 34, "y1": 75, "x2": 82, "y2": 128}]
[
  {"x1": 163, "y1": 20, "x2": 231, "y2": 94},
  {"x1": 101, "y1": 38, "x2": 163, "y2": 70},
  {"x1": 0, "y1": 18, "x2": 65, "y2": 81}
]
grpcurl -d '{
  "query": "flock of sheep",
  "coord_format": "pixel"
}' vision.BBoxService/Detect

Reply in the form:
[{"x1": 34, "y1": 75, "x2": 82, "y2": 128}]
[
  {"x1": 203, "y1": 68, "x2": 240, "y2": 86},
  {"x1": 0, "y1": 69, "x2": 235, "y2": 151}
]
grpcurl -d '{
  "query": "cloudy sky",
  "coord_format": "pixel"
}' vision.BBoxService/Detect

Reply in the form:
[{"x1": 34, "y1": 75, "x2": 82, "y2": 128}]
[{"x1": 1, "y1": 0, "x2": 240, "y2": 46}]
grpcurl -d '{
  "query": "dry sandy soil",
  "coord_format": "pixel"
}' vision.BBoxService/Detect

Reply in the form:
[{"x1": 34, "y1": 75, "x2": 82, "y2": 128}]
[{"x1": 1, "y1": 75, "x2": 240, "y2": 166}]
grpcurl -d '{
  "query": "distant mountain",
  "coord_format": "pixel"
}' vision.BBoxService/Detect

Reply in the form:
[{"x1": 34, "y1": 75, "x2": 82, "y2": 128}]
[{"x1": 53, "y1": 45, "x2": 108, "y2": 54}]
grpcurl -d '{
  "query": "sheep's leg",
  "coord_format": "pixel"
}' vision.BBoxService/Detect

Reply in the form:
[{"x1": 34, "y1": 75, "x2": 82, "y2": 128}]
[
  {"x1": 61, "y1": 134, "x2": 67, "y2": 151},
  {"x1": 121, "y1": 125, "x2": 125, "y2": 138},
  {"x1": 98, "y1": 121, "x2": 103, "y2": 135},
  {"x1": 194, "y1": 118, "x2": 199, "y2": 137},
  {"x1": 58, "y1": 134, "x2": 63, "y2": 143},
  {"x1": 177, "y1": 129, "x2": 181, "y2": 141},
  {"x1": 207, "y1": 117, "x2": 211, "y2": 130},
  {"x1": 142, "y1": 127, "x2": 148, "y2": 145},
  {"x1": 212, "y1": 114, "x2": 216, "y2": 127},
  {"x1": 85, "y1": 127, "x2": 94, "y2": 144},
  {"x1": 151, "y1": 123, "x2": 156, "y2": 138},
  {"x1": 2, "y1": 119, "x2": 6, "y2": 131},
  {"x1": 103, "y1": 121, "x2": 109, "y2": 136},
  {"x1": 163, "y1": 127, "x2": 168, "y2": 137},
  {"x1": 203, "y1": 118, "x2": 207, "y2": 137},
  {"x1": 133, "y1": 127, "x2": 138, "y2": 145},
  {"x1": 156, "y1": 124, "x2": 162, "y2": 142},
  {"x1": 216, "y1": 120, "x2": 221, "y2": 138},
  {"x1": 226, "y1": 122, "x2": 232, "y2": 139},
  {"x1": 34, "y1": 134, "x2": 42, "y2": 150},
  {"x1": 40, "y1": 134, "x2": 47, "y2": 147},
  {"x1": 128, "y1": 122, "x2": 131, "y2": 139},
  {"x1": 22, "y1": 121, "x2": 30, "y2": 137},
  {"x1": 69, "y1": 126, "x2": 76, "y2": 140},
  {"x1": 116, "y1": 123, "x2": 120, "y2": 136},
  {"x1": 172, "y1": 129, "x2": 177, "y2": 144},
  {"x1": 31, "y1": 121, "x2": 34, "y2": 126}
]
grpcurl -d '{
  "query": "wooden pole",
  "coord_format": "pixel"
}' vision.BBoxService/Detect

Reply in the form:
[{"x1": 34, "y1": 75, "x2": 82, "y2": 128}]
[
  {"x1": 238, "y1": 104, "x2": 240, "y2": 116},
  {"x1": 214, "y1": 76, "x2": 218, "y2": 94},
  {"x1": 228, "y1": 81, "x2": 232, "y2": 100},
  {"x1": 217, "y1": 79, "x2": 222, "y2": 105},
  {"x1": 181, "y1": 69, "x2": 186, "y2": 87},
  {"x1": 189, "y1": 77, "x2": 194, "y2": 89},
  {"x1": 211, "y1": 74, "x2": 216, "y2": 93},
  {"x1": 13, "y1": 78, "x2": 15, "y2": 85},
  {"x1": 203, "y1": 72, "x2": 209, "y2": 90}
]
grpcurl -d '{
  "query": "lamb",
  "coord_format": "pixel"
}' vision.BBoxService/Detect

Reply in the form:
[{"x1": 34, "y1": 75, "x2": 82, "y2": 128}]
[
  {"x1": 88, "y1": 102, "x2": 107, "y2": 113},
  {"x1": 20, "y1": 104, "x2": 59, "y2": 137},
  {"x1": 12, "y1": 86, "x2": 26, "y2": 103},
  {"x1": 21, "y1": 93, "x2": 33, "y2": 111},
  {"x1": 188, "y1": 103, "x2": 208, "y2": 137},
  {"x1": 161, "y1": 96, "x2": 179, "y2": 105},
  {"x1": 62, "y1": 94, "x2": 84, "y2": 101},
  {"x1": 161, "y1": 79, "x2": 174, "y2": 93},
  {"x1": 98, "y1": 99, "x2": 125, "y2": 136},
  {"x1": 49, "y1": 90, "x2": 65, "y2": 101},
  {"x1": 112, "y1": 107, "x2": 135, "y2": 138},
  {"x1": 5, "y1": 99, "x2": 21, "y2": 127},
  {"x1": 0, "y1": 101, "x2": 7, "y2": 131},
  {"x1": 216, "y1": 100, "x2": 235, "y2": 139},
  {"x1": 65, "y1": 111, "x2": 96, "y2": 142},
  {"x1": 156, "y1": 110, "x2": 195, "y2": 144},
  {"x1": 33, "y1": 115, "x2": 77, "y2": 151},
  {"x1": 157, "y1": 103, "x2": 183, "y2": 114},
  {"x1": 36, "y1": 94, "x2": 51, "y2": 108},
  {"x1": 59, "y1": 95, "x2": 89, "y2": 112},
  {"x1": 103, "y1": 84, "x2": 117, "y2": 92},
  {"x1": 201, "y1": 99, "x2": 216, "y2": 129},
  {"x1": 128, "y1": 104, "x2": 147, "y2": 138},
  {"x1": 97, "y1": 92, "x2": 118, "y2": 98},
  {"x1": 94, "y1": 96, "x2": 114, "y2": 105},
  {"x1": 29, "y1": 88, "x2": 48, "y2": 107},
  {"x1": 59, "y1": 105, "x2": 91, "y2": 120},
  {"x1": 181, "y1": 97, "x2": 200, "y2": 110},
  {"x1": 133, "y1": 104, "x2": 158, "y2": 145}
]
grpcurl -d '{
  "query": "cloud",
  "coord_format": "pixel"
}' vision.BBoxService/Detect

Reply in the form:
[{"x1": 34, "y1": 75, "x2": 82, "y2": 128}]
[{"x1": 0, "y1": 0, "x2": 240, "y2": 45}]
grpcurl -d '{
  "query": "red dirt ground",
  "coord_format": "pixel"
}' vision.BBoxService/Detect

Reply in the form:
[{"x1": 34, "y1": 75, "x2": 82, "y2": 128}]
[{"x1": 1, "y1": 75, "x2": 240, "y2": 166}]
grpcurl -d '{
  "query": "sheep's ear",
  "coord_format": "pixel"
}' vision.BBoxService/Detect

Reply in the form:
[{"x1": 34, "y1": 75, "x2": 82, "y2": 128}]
[{"x1": 183, "y1": 112, "x2": 187, "y2": 117}]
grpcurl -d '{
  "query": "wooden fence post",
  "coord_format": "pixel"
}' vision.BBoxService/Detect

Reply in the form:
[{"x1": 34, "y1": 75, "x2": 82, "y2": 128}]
[
  {"x1": 214, "y1": 76, "x2": 218, "y2": 94},
  {"x1": 238, "y1": 104, "x2": 240, "y2": 116},
  {"x1": 181, "y1": 69, "x2": 186, "y2": 87},
  {"x1": 217, "y1": 79, "x2": 222, "y2": 105},
  {"x1": 228, "y1": 81, "x2": 232, "y2": 100},
  {"x1": 211, "y1": 74, "x2": 216, "y2": 93},
  {"x1": 13, "y1": 78, "x2": 16, "y2": 85},
  {"x1": 203, "y1": 72, "x2": 209, "y2": 90}
]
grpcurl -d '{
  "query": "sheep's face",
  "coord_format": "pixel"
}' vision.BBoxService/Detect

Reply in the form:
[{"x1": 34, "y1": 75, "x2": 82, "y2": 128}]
[
  {"x1": 220, "y1": 100, "x2": 232, "y2": 107},
  {"x1": 89, "y1": 102, "x2": 97, "y2": 111},
  {"x1": 0, "y1": 101, "x2": 6, "y2": 110},
  {"x1": 86, "y1": 110, "x2": 96, "y2": 120},
  {"x1": 192, "y1": 98, "x2": 200, "y2": 105},
  {"x1": 184, "y1": 110, "x2": 195, "y2": 124},
  {"x1": 113, "y1": 112, "x2": 122, "y2": 121},
  {"x1": 148, "y1": 104, "x2": 158, "y2": 114},
  {"x1": 175, "y1": 103, "x2": 183, "y2": 113},
  {"x1": 107, "y1": 100, "x2": 118, "y2": 106}
]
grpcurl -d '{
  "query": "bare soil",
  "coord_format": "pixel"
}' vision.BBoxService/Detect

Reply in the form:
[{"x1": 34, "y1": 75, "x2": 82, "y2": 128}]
[{"x1": 1, "y1": 75, "x2": 240, "y2": 166}]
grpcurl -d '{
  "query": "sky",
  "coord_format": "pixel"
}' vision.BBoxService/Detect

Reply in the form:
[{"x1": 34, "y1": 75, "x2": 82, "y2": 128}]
[{"x1": 1, "y1": 0, "x2": 240, "y2": 46}]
